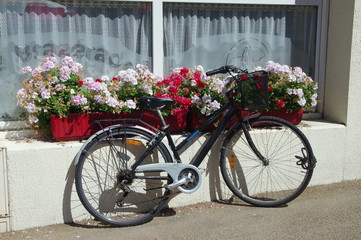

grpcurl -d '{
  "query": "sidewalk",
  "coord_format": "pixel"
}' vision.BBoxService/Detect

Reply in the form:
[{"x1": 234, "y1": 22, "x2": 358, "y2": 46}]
[{"x1": 1, "y1": 180, "x2": 361, "y2": 240}]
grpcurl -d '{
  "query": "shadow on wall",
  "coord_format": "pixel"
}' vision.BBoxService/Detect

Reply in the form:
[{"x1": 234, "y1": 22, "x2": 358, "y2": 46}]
[{"x1": 61, "y1": 133, "x2": 238, "y2": 226}]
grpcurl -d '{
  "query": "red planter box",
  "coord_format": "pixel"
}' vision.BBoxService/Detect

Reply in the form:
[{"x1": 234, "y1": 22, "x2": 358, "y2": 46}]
[
  {"x1": 50, "y1": 112, "x2": 141, "y2": 141},
  {"x1": 187, "y1": 111, "x2": 219, "y2": 132},
  {"x1": 50, "y1": 110, "x2": 188, "y2": 141},
  {"x1": 140, "y1": 109, "x2": 188, "y2": 134},
  {"x1": 227, "y1": 107, "x2": 304, "y2": 128},
  {"x1": 261, "y1": 108, "x2": 304, "y2": 125}
]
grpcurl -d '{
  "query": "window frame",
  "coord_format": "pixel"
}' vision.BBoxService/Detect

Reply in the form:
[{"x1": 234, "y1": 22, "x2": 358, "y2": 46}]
[
  {"x1": 0, "y1": 0, "x2": 328, "y2": 130},
  {"x1": 153, "y1": 0, "x2": 327, "y2": 119}
]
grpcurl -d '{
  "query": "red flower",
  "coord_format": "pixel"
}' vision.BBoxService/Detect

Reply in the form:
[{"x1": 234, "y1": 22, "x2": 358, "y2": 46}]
[
  {"x1": 256, "y1": 82, "x2": 264, "y2": 90},
  {"x1": 112, "y1": 77, "x2": 118, "y2": 81},
  {"x1": 240, "y1": 74, "x2": 248, "y2": 80},
  {"x1": 193, "y1": 72, "x2": 201, "y2": 80},
  {"x1": 169, "y1": 86, "x2": 179, "y2": 93},
  {"x1": 173, "y1": 79, "x2": 182, "y2": 87},
  {"x1": 95, "y1": 78, "x2": 102, "y2": 83},
  {"x1": 163, "y1": 77, "x2": 172, "y2": 85},
  {"x1": 196, "y1": 79, "x2": 205, "y2": 88},
  {"x1": 180, "y1": 68, "x2": 189, "y2": 76},
  {"x1": 268, "y1": 86, "x2": 273, "y2": 92},
  {"x1": 173, "y1": 95, "x2": 191, "y2": 108},
  {"x1": 78, "y1": 80, "x2": 84, "y2": 86},
  {"x1": 155, "y1": 92, "x2": 171, "y2": 99},
  {"x1": 275, "y1": 99, "x2": 285, "y2": 108}
]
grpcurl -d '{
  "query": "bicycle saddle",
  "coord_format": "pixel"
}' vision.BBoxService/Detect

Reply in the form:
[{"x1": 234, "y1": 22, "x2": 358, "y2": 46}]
[{"x1": 140, "y1": 96, "x2": 175, "y2": 110}]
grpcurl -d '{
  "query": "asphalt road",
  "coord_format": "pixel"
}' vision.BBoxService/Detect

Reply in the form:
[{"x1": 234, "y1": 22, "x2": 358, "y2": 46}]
[{"x1": 1, "y1": 180, "x2": 360, "y2": 240}]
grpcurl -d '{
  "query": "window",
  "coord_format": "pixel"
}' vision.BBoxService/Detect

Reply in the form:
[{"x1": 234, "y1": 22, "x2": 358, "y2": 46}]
[
  {"x1": 163, "y1": 3, "x2": 317, "y2": 77},
  {"x1": 0, "y1": 0, "x2": 326, "y2": 122},
  {"x1": 0, "y1": 1, "x2": 151, "y2": 120}
]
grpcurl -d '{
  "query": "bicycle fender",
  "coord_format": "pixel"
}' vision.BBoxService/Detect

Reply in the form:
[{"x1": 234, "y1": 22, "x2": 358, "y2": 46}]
[{"x1": 73, "y1": 124, "x2": 158, "y2": 166}]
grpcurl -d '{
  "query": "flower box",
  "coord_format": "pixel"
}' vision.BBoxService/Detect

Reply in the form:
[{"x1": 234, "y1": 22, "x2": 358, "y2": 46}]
[
  {"x1": 261, "y1": 108, "x2": 304, "y2": 125},
  {"x1": 187, "y1": 111, "x2": 220, "y2": 132},
  {"x1": 141, "y1": 109, "x2": 188, "y2": 134},
  {"x1": 227, "y1": 107, "x2": 303, "y2": 128},
  {"x1": 50, "y1": 112, "x2": 141, "y2": 141}
]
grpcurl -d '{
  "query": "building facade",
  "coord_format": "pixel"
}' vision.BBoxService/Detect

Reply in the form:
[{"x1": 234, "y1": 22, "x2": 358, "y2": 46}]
[{"x1": 0, "y1": 0, "x2": 361, "y2": 232}]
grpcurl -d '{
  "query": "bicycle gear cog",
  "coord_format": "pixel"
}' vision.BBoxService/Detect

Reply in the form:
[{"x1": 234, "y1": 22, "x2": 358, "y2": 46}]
[{"x1": 178, "y1": 168, "x2": 200, "y2": 191}]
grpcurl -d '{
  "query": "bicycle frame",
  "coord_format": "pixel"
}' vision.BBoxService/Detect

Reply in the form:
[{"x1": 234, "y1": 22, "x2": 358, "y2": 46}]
[{"x1": 130, "y1": 100, "x2": 264, "y2": 171}]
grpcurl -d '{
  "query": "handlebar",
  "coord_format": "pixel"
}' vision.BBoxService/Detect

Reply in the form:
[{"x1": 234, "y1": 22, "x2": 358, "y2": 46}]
[{"x1": 206, "y1": 65, "x2": 242, "y2": 76}]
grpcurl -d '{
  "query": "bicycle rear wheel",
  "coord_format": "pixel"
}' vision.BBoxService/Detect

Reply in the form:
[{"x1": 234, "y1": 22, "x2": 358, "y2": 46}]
[
  {"x1": 220, "y1": 116, "x2": 315, "y2": 207},
  {"x1": 75, "y1": 126, "x2": 172, "y2": 226}
]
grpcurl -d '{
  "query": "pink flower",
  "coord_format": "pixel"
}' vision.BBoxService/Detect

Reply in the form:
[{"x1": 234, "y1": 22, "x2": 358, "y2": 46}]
[{"x1": 71, "y1": 94, "x2": 88, "y2": 105}]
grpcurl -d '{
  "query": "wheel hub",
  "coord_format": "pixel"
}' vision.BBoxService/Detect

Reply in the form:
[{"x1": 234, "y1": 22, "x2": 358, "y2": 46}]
[{"x1": 116, "y1": 169, "x2": 134, "y2": 185}]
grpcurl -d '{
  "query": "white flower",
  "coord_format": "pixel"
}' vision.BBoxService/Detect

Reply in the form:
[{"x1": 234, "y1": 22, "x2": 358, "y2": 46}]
[
  {"x1": 28, "y1": 115, "x2": 39, "y2": 124},
  {"x1": 297, "y1": 98, "x2": 307, "y2": 107},
  {"x1": 210, "y1": 100, "x2": 221, "y2": 110},
  {"x1": 106, "y1": 97, "x2": 119, "y2": 108},
  {"x1": 25, "y1": 103, "x2": 37, "y2": 113},
  {"x1": 202, "y1": 94, "x2": 212, "y2": 103},
  {"x1": 117, "y1": 69, "x2": 138, "y2": 85},
  {"x1": 22, "y1": 66, "x2": 32, "y2": 73},
  {"x1": 295, "y1": 89, "x2": 304, "y2": 97},
  {"x1": 125, "y1": 99, "x2": 136, "y2": 109},
  {"x1": 101, "y1": 75, "x2": 110, "y2": 81},
  {"x1": 191, "y1": 95, "x2": 201, "y2": 104}
]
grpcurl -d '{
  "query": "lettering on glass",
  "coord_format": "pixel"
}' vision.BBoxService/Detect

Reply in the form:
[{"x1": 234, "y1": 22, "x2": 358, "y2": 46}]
[{"x1": 0, "y1": 42, "x2": 130, "y2": 72}]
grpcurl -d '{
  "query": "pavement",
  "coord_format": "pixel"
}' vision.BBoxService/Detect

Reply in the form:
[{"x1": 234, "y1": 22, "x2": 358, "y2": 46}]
[{"x1": 1, "y1": 180, "x2": 360, "y2": 240}]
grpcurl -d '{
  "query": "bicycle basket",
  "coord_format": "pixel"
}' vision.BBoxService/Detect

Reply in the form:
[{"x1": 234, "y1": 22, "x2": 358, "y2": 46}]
[{"x1": 240, "y1": 71, "x2": 269, "y2": 111}]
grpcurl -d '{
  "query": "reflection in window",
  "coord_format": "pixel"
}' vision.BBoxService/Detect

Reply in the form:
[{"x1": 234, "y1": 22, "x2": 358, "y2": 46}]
[
  {"x1": 163, "y1": 4, "x2": 317, "y2": 76},
  {"x1": 0, "y1": 1, "x2": 152, "y2": 119}
]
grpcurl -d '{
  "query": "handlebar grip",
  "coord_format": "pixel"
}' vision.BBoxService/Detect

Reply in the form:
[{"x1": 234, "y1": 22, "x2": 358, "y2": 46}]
[
  {"x1": 206, "y1": 65, "x2": 238, "y2": 76},
  {"x1": 206, "y1": 66, "x2": 227, "y2": 76}
]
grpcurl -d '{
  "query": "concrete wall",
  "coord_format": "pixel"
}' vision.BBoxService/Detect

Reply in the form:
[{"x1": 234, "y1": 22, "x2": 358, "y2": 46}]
[
  {"x1": 325, "y1": 0, "x2": 361, "y2": 180},
  {"x1": 345, "y1": 0, "x2": 361, "y2": 180},
  {"x1": 0, "y1": 120, "x2": 350, "y2": 231}
]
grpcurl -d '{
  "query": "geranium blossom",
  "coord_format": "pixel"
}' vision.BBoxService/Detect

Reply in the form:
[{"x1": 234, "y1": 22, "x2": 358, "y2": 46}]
[
  {"x1": 40, "y1": 89, "x2": 51, "y2": 99},
  {"x1": 22, "y1": 66, "x2": 32, "y2": 73},
  {"x1": 28, "y1": 115, "x2": 39, "y2": 124},
  {"x1": 71, "y1": 94, "x2": 88, "y2": 105},
  {"x1": 257, "y1": 61, "x2": 318, "y2": 111},
  {"x1": 156, "y1": 66, "x2": 225, "y2": 116},
  {"x1": 25, "y1": 103, "x2": 38, "y2": 113},
  {"x1": 125, "y1": 99, "x2": 136, "y2": 109}
]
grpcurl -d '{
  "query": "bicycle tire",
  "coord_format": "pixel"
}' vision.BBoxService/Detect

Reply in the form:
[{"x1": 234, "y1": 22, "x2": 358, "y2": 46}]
[
  {"x1": 75, "y1": 126, "x2": 173, "y2": 226},
  {"x1": 220, "y1": 116, "x2": 314, "y2": 207}
]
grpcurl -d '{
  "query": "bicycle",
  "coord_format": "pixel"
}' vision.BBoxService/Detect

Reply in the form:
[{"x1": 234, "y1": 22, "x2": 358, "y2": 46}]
[{"x1": 74, "y1": 65, "x2": 317, "y2": 227}]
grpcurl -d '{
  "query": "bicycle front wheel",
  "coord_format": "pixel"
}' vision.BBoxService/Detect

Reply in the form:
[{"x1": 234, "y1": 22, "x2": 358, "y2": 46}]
[
  {"x1": 220, "y1": 116, "x2": 315, "y2": 207},
  {"x1": 75, "y1": 127, "x2": 173, "y2": 226}
]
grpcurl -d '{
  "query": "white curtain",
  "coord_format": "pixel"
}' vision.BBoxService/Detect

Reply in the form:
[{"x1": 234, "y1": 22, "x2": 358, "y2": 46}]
[
  {"x1": 0, "y1": 0, "x2": 151, "y2": 119},
  {"x1": 163, "y1": 4, "x2": 317, "y2": 75}
]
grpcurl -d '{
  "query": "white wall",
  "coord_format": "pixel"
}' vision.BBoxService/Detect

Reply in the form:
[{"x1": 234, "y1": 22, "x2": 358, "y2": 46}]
[
  {"x1": 325, "y1": 0, "x2": 361, "y2": 180},
  {"x1": 346, "y1": 0, "x2": 361, "y2": 180},
  {"x1": 0, "y1": 120, "x2": 351, "y2": 231}
]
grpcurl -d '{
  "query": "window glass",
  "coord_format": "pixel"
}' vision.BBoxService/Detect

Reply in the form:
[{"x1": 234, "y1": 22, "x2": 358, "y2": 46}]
[
  {"x1": 163, "y1": 3, "x2": 317, "y2": 76},
  {"x1": 0, "y1": 0, "x2": 152, "y2": 120}
]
